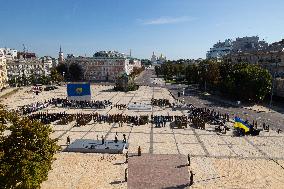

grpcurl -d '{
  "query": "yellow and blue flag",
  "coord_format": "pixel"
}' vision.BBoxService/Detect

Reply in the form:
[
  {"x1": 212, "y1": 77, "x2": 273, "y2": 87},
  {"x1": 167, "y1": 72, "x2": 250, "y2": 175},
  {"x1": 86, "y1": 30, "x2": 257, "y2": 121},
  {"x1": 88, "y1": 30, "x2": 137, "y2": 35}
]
[
  {"x1": 234, "y1": 117, "x2": 251, "y2": 133},
  {"x1": 67, "y1": 83, "x2": 91, "y2": 97}
]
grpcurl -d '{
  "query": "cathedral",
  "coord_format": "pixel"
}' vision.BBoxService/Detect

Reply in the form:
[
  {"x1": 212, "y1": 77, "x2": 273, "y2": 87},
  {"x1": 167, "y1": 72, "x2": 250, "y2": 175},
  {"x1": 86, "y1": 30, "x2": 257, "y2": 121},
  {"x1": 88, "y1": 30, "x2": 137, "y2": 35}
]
[{"x1": 151, "y1": 52, "x2": 166, "y2": 64}]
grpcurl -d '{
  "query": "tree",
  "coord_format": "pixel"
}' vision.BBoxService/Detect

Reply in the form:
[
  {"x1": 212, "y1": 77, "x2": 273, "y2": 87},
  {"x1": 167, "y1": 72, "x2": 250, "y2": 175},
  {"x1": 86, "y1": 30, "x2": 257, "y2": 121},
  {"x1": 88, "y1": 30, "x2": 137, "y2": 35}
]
[
  {"x1": 50, "y1": 68, "x2": 63, "y2": 83},
  {"x1": 130, "y1": 67, "x2": 144, "y2": 78},
  {"x1": 232, "y1": 63, "x2": 272, "y2": 102},
  {"x1": 68, "y1": 63, "x2": 83, "y2": 82},
  {"x1": 185, "y1": 64, "x2": 199, "y2": 84},
  {"x1": 56, "y1": 63, "x2": 68, "y2": 79},
  {"x1": 0, "y1": 107, "x2": 59, "y2": 188}
]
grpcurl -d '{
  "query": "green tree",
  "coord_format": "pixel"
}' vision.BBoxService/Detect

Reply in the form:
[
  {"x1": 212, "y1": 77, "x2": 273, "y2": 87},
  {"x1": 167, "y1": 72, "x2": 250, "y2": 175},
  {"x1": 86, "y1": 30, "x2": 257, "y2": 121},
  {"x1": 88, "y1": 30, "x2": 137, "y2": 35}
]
[
  {"x1": 185, "y1": 64, "x2": 199, "y2": 84},
  {"x1": 50, "y1": 68, "x2": 63, "y2": 83},
  {"x1": 233, "y1": 63, "x2": 272, "y2": 101},
  {"x1": 0, "y1": 107, "x2": 59, "y2": 189},
  {"x1": 28, "y1": 74, "x2": 36, "y2": 85},
  {"x1": 56, "y1": 63, "x2": 68, "y2": 79},
  {"x1": 69, "y1": 63, "x2": 84, "y2": 81}
]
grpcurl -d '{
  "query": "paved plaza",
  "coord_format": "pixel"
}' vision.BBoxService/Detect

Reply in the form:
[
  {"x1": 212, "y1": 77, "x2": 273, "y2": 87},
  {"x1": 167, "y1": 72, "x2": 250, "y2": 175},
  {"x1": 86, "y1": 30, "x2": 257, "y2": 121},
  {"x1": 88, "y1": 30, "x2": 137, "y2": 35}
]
[{"x1": 2, "y1": 85, "x2": 284, "y2": 188}]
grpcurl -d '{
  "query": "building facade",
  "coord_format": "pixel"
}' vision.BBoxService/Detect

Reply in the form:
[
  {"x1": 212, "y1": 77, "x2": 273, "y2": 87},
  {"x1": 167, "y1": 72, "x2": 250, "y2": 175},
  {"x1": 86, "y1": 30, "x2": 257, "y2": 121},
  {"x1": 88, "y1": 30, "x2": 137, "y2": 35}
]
[
  {"x1": 6, "y1": 59, "x2": 45, "y2": 79},
  {"x1": 41, "y1": 56, "x2": 54, "y2": 76},
  {"x1": 223, "y1": 40, "x2": 284, "y2": 98},
  {"x1": 275, "y1": 78, "x2": 284, "y2": 97},
  {"x1": 206, "y1": 39, "x2": 232, "y2": 59},
  {"x1": 0, "y1": 49, "x2": 8, "y2": 90},
  {"x1": 232, "y1": 36, "x2": 268, "y2": 53},
  {"x1": 0, "y1": 48, "x2": 17, "y2": 61},
  {"x1": 224, "y1": 50, "x2": 284, "y2": 74},
  {"x1": 65, "y1": 51, "x2": 141, "y2": 81}
]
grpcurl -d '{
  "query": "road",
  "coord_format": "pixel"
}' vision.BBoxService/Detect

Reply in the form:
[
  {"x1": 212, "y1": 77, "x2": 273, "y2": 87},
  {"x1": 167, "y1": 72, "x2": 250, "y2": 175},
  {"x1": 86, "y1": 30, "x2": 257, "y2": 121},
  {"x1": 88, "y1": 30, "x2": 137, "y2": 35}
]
[{"x1": 136, "y1": 69, "x2": 284, "y2": 130}]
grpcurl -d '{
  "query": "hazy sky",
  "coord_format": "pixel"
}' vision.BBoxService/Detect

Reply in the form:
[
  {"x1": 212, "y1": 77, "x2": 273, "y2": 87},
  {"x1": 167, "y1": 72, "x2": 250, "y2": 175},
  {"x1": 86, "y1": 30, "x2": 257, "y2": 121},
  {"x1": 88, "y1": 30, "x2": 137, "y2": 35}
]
[{"x1": 1, "y1": 0, "x2": 284, "y2": 59}]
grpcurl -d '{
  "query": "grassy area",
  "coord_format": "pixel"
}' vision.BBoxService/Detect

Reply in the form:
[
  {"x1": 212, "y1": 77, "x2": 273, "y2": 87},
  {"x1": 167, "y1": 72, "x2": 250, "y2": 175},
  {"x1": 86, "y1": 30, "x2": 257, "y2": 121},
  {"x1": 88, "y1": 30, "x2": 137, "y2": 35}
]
[{"x1": 0, "y1": 88, "x2": 21, "y2": 99}]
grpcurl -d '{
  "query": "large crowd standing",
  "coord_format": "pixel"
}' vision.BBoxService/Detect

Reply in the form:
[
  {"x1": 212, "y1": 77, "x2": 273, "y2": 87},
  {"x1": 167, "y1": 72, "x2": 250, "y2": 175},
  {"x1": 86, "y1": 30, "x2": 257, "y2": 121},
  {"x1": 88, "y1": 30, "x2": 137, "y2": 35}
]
[{"x1": 50, "y1": 98, "x2": 112, "y2": 109}]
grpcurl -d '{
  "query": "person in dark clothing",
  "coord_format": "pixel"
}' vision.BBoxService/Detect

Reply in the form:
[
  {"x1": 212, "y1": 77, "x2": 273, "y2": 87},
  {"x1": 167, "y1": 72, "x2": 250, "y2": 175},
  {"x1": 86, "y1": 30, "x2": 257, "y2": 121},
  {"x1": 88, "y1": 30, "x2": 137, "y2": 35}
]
[
  {"x1": 138, "y1": 146, "x2": 141, "y2": 156},
  {"x1": 189, "y1": 171, "x2": 194, "y2": 186},
  {"x1": 66, "y1": 136, "x2": 70, "y2": 145}
]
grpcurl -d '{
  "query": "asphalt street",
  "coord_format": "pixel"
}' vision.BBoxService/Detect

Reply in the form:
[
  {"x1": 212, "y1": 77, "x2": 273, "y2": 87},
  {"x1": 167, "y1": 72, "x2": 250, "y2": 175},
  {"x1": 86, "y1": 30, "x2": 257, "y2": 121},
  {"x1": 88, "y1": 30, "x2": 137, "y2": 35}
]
[{"x1": 136, "y1": 69, "x2": 284, "y2": 131}]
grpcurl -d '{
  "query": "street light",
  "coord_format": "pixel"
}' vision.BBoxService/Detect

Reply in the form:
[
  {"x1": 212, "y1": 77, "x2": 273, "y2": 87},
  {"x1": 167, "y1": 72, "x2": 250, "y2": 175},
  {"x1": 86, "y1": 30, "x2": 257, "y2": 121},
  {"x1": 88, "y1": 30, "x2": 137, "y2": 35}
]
[
  {"x1": 204, "y1": 66, "x2": 208, "y2": 92},
  {"x1": 269, "y1": 62, "x2": 278, "y2": 110}
]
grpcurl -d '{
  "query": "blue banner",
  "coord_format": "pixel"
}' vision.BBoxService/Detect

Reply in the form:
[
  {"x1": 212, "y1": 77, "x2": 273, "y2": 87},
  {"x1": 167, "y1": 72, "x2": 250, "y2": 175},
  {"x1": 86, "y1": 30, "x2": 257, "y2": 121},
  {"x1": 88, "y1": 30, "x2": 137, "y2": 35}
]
[{"x1": 67, "y1": 83, "x2": 91, "y2": 97}]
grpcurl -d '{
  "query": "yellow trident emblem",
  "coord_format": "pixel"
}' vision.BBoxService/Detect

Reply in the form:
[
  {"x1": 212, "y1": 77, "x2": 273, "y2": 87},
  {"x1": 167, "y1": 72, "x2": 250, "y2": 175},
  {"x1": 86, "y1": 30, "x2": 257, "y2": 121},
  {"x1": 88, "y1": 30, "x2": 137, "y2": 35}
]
[{"x1": 75, "y1": 87, "x2": 83, "y2": 94}]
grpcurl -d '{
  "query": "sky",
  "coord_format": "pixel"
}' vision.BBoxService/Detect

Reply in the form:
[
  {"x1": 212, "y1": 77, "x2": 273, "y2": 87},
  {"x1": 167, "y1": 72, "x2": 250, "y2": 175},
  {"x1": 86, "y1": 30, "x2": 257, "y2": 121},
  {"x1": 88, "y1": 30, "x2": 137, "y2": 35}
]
[{"x1": 0, "y1": 0, "x2": 284, "y2": 60}]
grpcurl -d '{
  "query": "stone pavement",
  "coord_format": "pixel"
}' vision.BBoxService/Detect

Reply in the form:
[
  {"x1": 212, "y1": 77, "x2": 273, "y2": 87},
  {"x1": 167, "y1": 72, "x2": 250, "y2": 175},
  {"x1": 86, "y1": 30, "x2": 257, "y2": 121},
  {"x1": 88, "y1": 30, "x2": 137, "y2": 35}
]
[
  {"x1": 128, "y1": 154, "x2": 190, "y2": 189},
  {"x1": 2, "y1": 84, "x2": 284, "y2": 188}
]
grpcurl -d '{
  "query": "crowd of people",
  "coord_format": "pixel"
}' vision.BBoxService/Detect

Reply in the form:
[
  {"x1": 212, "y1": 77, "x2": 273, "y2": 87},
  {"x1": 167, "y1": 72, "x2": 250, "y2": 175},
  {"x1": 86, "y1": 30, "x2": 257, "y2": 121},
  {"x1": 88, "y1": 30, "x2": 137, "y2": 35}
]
[
  {"x1": 29, "y1": 112, "x2": 150, "y2": 127},
  {"x1": 20, "y1": 98, "x2": 113, "y2": 116},
  {"x1": 50, "y1": 98, "x2": 112, "y2": 109},
  {"x1": 151, "y1": 98, "x2": 172, "y2": 107},
  {"x1": 28, "y1": 112, "x2": 73, "y2": 124},
  {"x1": 187, "y1": 105, "x2": 229, "y2": 132},
  {"x1": 21, "y1": 102, "x2": 50, "y2": 115},
  {"x1": 21, "y1": 90, "x2": 275, "y2": 138},
  {"x1": 151, "y1": 115, "x2": 188, "y2": 128}
]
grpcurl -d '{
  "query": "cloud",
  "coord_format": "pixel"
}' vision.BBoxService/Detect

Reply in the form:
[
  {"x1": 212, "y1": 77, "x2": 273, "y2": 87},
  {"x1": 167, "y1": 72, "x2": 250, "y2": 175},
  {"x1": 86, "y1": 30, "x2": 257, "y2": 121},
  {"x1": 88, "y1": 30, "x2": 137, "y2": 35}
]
[{"x1": 141, "y1": 16, "x2": 195, "y2": 25}]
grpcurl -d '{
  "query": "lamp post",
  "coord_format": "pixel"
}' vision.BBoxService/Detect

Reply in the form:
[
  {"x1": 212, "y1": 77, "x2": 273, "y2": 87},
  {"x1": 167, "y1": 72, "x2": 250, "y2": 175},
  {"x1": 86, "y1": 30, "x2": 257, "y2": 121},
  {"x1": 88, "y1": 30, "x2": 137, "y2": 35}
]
[
  {"x1": 204, "y1": 66, "x2": 208, "y2": 92},
  {"x1": 62, "y1": 71, "x2": 65, "y2": 84},
  {"x1": 269, "y1": 62, "x2": 278, "y2": 110}
]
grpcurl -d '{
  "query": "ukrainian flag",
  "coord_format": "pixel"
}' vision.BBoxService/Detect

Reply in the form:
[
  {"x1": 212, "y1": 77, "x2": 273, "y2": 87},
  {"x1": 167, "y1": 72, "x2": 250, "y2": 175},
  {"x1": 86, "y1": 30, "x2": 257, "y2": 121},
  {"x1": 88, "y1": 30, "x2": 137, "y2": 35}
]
[
  {"x1": 67, "y1": 83, "x2": 91, "y2": 97},
  {"x1": 234, "y1": 117, "x2": 251, "y2": 133}
]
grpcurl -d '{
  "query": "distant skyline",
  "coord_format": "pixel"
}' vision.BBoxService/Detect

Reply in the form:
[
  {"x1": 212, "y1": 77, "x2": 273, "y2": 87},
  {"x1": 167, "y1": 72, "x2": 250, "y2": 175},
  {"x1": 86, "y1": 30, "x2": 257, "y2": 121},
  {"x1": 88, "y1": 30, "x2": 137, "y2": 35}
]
[{"x1": 0, "y1": 0, "x2": 284, "y2": 60}]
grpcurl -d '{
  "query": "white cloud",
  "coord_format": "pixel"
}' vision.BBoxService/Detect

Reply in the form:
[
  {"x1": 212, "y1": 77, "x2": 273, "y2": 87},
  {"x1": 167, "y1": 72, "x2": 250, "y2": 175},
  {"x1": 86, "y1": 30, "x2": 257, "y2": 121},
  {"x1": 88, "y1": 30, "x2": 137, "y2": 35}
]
[{"x1": 141, "y1": 16, "x2": 195, "y2": 25}]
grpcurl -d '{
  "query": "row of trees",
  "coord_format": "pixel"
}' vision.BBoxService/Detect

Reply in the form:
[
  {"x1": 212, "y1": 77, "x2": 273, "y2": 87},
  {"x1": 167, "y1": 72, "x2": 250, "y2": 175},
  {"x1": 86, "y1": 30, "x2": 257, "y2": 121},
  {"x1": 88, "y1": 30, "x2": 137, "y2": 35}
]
[
  {"x1": 0, "y1": 107, "x2": 59, "y2": 188},
  {"x1": 155, "y1": 62, "x2": 187, "y2": 82},
  {"x1": 155, "y1": 60, "x2": 272, "y2": 102}
]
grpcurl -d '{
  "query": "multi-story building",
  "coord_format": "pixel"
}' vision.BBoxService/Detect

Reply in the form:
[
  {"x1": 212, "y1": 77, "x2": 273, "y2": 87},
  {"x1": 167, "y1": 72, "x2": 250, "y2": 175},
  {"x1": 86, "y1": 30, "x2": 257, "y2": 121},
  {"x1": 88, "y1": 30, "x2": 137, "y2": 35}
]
[
  {"x1": 232, "y1": 36, "x2": 268, "y2": 53},
  {"x1": 65, "y1": 51, "x2": 141, "y2": 81},
  {"x1": 224, "y1": 39, "x2": 284, "y2": 76},
  {"x1": 275, "y1": 78, "x2": 284, "y2": 97},
  {"x1": 17, "y1": 52, "x2": 37, "y2": 60},
  {"x1": 6, "y1": 59, "x2": 45, "y2": 79},
  {"x1": 0, "y1": 48, "x2": 17, "y2": 60},
  {"x1": 52, "y1": 58, "x2": 58, "y2": 68},
  {"x1": 268, "y1": 39, "x2": 284, "y2": 52},
  {"x1": 41, "y1": 56, "x2": 54, "y2": 76},
  {"x1": 223, "y1": 38, "x2": 284, "y2": 98},
  {"x1": 0, "y1": 49, "x2": 8, "y2": 90},
  {"x1": 206, "y1": 39, "x2": 232, "y2": 59}
]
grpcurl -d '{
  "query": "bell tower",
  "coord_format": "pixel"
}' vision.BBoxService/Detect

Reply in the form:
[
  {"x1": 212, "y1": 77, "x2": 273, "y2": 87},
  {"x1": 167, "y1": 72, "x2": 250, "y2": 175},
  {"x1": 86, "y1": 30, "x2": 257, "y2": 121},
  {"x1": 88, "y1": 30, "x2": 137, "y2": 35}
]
[{"x1": 58, "y1": 45, "x2": 64, "y2": 63}]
